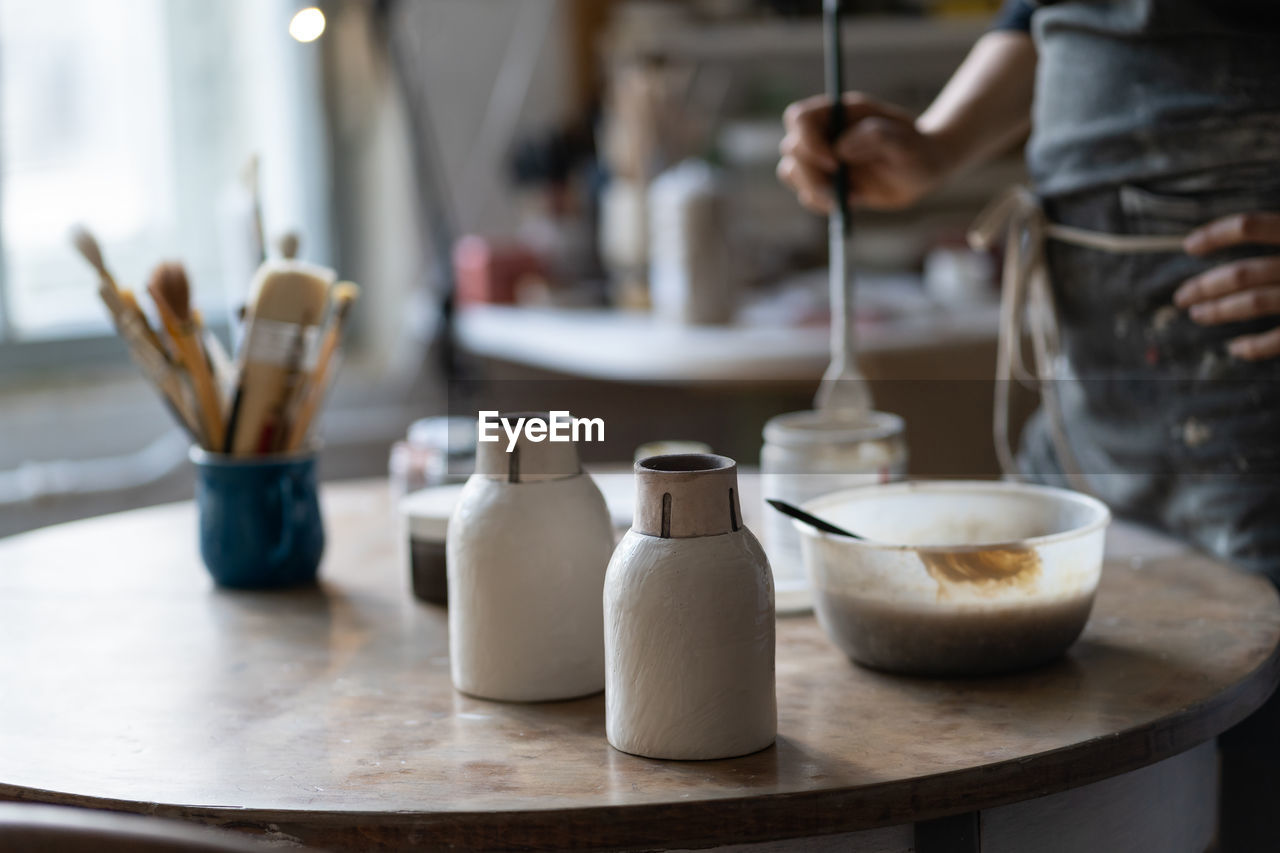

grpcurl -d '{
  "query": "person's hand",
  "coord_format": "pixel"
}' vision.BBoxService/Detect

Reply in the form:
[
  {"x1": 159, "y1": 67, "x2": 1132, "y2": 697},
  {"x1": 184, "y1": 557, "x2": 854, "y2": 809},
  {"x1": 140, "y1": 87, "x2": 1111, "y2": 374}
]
[
  {"x1": 777, "y1": 92, "x2": 950, "y2": 214},
  {"x1": 1176, "y1": 212, "x2": 1280, "y2": 361}
]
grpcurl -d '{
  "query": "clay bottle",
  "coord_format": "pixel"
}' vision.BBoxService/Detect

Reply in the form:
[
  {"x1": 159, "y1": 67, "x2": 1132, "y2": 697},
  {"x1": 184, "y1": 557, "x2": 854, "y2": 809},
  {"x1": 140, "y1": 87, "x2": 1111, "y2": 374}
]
[
  {"x1": 604, "y1": 453, "x2": 776, "y2": 759},
  {"x1": 447, "y1": 412, "x2": 614, "y2": 701}
]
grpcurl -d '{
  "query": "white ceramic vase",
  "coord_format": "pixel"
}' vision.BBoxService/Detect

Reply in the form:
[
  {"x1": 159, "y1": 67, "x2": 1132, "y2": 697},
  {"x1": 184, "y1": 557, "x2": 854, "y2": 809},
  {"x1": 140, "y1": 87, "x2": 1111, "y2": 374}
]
[
  {"x1": 447, "y1": 413, "x2": 614, "y2": 702},
  {"x1": 604, "y1": 454, "x2": 776, "y2": 759}
]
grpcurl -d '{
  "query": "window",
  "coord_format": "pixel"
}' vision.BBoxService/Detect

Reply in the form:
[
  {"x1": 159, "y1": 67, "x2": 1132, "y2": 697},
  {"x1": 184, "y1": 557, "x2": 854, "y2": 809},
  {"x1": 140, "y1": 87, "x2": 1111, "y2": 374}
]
[{"x1": 0, "y1": 0, "x2": 330, "y2": 346}]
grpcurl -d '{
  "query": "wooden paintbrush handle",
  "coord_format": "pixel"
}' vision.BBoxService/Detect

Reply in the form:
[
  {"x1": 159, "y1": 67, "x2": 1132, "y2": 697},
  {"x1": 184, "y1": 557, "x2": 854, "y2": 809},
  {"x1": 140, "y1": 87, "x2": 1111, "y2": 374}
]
[
  {"x1": 176, "y1": 328, "x2": 225, "y2": 451},
  {"x1": 98, "y1": 286, "x2": 205, "y2": 443},
  {"x1": 153, "y1": 364, "x2": 207, "y2": 446},
  {"x1": 119, "y1": 291, "x2": 170, "y2": 363},
  {"x1": 282, "y1": 283, "x2": 358, "y2": 452},
  {"x1": 283, "y1": 369, "x2": 329, "y2": 453},
  {"x1": 158, "y1": 318, "x2": 223, "y2": 450},
  {"x1": 283, "y1": 333, "x2": 342, "y2": 452},
  {"x1": 150, "y1": 296, "x2": 225, "y2": 450}
]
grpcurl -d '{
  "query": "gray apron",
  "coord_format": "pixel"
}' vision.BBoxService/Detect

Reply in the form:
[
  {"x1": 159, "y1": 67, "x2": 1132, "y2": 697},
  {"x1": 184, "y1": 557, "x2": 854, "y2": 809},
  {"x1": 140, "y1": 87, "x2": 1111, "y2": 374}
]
[
  {"x1": 1029, "y1": 0, "x2": 1280, "y2": 199},
  {"x1": 978, "y1": 0, "x2": 1280, "y2": 582},
  {"x1": 971, "y1": 172, "x2": 1280, "y2": 582},
  {"x1": 997, "y1": 7, "x2": 1280, "y2": 846}
]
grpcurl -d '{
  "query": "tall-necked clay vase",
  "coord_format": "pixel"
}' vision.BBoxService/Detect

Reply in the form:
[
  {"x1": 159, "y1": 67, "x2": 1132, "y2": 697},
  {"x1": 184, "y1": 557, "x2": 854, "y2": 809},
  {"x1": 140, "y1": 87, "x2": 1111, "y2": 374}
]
[
  {"x1": 447, "y1": 412, "x2": 614, "y2": 701},
  {"x1": 604, "y1": 453, "x2": 776, "y2": 759}
]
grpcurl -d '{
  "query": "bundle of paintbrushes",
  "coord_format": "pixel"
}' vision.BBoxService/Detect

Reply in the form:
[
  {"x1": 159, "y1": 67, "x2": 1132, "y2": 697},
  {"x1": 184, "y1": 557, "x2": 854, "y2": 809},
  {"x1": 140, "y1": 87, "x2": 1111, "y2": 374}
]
[{"x1": 72, "y1": 226, "x2": 359, "y2": 456}]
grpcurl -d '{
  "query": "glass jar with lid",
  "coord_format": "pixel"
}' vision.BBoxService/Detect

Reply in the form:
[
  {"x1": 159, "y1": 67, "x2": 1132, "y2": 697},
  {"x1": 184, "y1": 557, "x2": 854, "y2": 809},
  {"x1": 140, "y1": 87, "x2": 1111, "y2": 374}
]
[{"x1": 760, "y1": 410, "x2": 908, "y2": 614}]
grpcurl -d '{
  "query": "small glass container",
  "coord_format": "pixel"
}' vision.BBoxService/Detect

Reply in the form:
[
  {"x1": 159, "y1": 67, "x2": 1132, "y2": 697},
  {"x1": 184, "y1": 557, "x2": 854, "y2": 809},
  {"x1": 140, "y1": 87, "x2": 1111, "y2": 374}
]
[
  {"x1": 389, "y1": 416, "x2": 477, "y2": 500},
  {"x1": 760, "y1": 410, "x2": 908, "y2": 614}
]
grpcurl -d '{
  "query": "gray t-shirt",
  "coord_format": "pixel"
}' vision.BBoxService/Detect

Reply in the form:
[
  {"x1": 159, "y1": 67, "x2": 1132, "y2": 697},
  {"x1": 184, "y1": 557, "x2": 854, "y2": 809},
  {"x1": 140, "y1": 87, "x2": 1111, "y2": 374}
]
[{"x1": 993, "y1": 1, "x2": 1280, "y2": 197}]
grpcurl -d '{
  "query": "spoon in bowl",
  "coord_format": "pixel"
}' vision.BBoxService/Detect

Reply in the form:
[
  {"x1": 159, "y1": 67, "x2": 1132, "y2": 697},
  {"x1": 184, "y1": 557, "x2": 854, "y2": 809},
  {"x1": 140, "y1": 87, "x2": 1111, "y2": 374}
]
[{"x1": 766, "y1": 499, "x2": 864, "y2": 539}]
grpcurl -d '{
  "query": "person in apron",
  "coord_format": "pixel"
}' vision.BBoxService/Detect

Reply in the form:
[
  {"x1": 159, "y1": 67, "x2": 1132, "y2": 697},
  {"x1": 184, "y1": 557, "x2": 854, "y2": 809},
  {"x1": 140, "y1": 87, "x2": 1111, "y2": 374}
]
[{"x1": 777, "y1": 2, "x2": 1279, "y2": 847}]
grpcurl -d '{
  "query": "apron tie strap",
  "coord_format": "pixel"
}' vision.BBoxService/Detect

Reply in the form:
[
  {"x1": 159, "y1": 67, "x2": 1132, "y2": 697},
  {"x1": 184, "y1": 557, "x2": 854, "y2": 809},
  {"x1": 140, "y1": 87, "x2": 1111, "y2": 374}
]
[{"x1": 967, "y1": 186, "x2": 1188, "y2": 493}]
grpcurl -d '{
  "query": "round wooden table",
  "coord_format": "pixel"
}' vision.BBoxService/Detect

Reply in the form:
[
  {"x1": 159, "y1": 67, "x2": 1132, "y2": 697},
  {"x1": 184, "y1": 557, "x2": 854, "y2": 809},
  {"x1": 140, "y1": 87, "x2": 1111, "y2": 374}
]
[{"x1": 1, "y1": 479, "x2": 1277, "y2": 852}]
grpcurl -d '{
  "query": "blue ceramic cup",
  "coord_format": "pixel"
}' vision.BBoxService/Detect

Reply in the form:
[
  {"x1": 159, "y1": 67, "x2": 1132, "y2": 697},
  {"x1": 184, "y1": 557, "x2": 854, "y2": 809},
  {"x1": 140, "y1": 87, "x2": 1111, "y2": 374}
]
[{"x1": 191, "y1": 447, "x2": 325, "y2": 589}]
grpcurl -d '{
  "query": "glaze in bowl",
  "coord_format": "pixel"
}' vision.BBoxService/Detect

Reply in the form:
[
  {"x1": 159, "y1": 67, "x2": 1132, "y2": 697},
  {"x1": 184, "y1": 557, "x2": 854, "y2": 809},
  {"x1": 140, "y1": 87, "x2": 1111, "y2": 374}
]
[{"x1": 796, "y1": 480, "x2": 1110, "y2": 676}]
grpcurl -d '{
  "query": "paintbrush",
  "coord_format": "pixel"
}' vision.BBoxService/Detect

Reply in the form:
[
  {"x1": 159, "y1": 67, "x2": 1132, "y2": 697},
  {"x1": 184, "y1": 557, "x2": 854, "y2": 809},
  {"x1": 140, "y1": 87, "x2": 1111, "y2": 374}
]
[
  {"x1": 226, "y1": 260, "x2": 333, "y2": 455},
  {"x1": 193, "y1": 309, "x2": 236, "y2": 404},
  {"x1": 267, "y1": 319, "x2": 312, "y2": 453},
  {"x1": 241, "y1": 153, "x2": 267, "y2": 263},
  {"x1": 242, "y1": 154, "x2": 266, "y2": 265},
  {"x1": 70, "y1": 225, "x2": 118, "y2": 292},
  {"x1": 71, "y1": 227, "x2": 169, "y2": 360},
  {"x1": 118, "y1": 289, "x2": 170, "y2": 359},
  {"x1": 148, "y1": 263, "x2": 226, "y2": 450},
  {"x1": 100, "y1": 284, "x2": 205, "y2": 444},
  {"x1": 283, "y1": 282, "x2": 360, "y2": 452},
  {"x1": 71, "y1": 227, "x2": 205, "y2": 442},
  {"x1": 276, "y1": 231, "x2": 300, "y2": 260}
]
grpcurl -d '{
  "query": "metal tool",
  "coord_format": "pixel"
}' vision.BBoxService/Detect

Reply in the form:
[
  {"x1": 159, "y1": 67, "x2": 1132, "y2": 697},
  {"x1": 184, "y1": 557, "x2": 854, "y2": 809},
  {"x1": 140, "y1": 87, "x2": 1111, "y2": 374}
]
[
  {"x1": 814, "y1": 0, "x2": 873, "y2": 417},
  {"x1": 766, "y1": 499, "x2": 864, "y2": 540}
]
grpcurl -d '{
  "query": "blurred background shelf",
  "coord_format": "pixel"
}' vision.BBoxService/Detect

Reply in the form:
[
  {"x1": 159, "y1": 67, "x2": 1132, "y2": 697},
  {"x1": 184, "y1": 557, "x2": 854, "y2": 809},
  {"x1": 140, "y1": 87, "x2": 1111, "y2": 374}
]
[{"x1": 456, "y1": 299, "x2": 1001, "y2": 382}]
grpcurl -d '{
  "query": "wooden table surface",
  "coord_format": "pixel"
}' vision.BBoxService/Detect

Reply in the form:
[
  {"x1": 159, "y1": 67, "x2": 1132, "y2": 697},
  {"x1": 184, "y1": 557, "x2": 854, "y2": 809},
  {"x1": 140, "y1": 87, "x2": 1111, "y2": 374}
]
[{"x1": 1, "y1": 479, "x2": 1278, "y2": 851}]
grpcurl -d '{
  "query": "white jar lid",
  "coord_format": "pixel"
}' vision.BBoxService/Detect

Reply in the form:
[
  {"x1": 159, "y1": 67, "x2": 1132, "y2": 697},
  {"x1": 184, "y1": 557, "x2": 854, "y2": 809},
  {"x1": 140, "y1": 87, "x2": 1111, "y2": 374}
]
[
  {"x1": 763, "y1": 409, "x2": 904, "y2": 447},
  {"x1": 399, "y1": 484, "x2": 466, "y2": 541}
]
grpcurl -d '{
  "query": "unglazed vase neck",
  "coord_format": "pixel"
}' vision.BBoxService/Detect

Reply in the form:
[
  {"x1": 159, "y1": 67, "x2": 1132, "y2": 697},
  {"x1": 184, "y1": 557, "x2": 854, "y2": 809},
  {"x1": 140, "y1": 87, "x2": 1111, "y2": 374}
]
[
  {"x1": 633, "y1": 454, "x2": 742, "y2": 539},
  {"x1": 474, "y1": 412, "x2": 582, "y2": 483}
]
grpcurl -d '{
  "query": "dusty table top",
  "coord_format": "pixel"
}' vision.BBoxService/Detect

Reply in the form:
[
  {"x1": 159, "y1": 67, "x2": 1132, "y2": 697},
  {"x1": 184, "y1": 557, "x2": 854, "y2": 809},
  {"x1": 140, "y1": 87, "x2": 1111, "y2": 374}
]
[{"x1": 1, "y1": 478, "x2": 1277, "y2": 851}]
